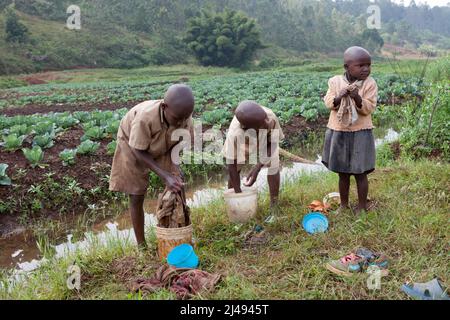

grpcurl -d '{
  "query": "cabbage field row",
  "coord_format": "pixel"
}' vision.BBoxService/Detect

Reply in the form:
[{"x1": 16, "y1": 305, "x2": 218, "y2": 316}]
[
  {"x1": 0, "y1": 68, "x2": 430, "y2": 234},
  {"x1": 0, "y1": 72, "x2": 425, "y2": 125}
]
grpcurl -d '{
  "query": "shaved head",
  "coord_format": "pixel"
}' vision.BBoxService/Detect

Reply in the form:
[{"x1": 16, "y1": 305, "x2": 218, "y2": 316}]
[
  {"x1": 344, "y1": 46, "x2": 371, "y2": 65},
  {"x1": 235, "y1": 100, "x2": 268, "y2": 130},
  {"x1": 164, "y1": 84, "x2": 195, "y2": 119},
  {"x1": 344, "y1": 46, "x2": 372, "y2": 81}
]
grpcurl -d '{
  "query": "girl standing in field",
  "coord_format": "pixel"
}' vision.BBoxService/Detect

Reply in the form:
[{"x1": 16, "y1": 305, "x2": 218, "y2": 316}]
[{"x1": 322, "y1": 46, "x2": 378, "y2": 214}]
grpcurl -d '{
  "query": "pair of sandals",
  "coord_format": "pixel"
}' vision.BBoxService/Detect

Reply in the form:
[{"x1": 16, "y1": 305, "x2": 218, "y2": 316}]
[{"x1": 402, "y1": 278, "x2": 449, "y2": 300}]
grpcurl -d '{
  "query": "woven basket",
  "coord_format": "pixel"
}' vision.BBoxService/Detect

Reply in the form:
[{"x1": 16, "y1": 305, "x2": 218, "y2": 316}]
[{"x1": 155, "y1": 224, "x2": 193, "y2": 261}]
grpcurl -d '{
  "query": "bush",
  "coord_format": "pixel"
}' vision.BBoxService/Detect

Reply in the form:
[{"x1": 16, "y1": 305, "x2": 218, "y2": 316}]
[
  {"x1": 4, "y1": 8, "x2": 29, "y2": 43},
  {"x1": 258, "y1": 57, "x2": 281, "y2": 69},
  {"x1": 185, "y1": 10, "x2": 263, "y2": 67},
  {"x1": 400, "y1": 84, "x2": 450, "y2": 161},
  {"x1": 0, "y1": 77, "x2": 28, "y2": 89}
]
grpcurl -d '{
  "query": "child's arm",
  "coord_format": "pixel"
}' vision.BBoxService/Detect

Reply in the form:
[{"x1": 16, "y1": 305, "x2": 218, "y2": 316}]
[
  {"x1": 132, "y1": 148, "x2": 183, "y2": 192},
  {"x1": 350, "y1": 81, "x2": 378, "y2": 115},
  {"x1": 228, "y1": 160, "x2": 242, "y2": 193},
  {"x1": 334, "y1": 89, "x2": 350, "y2": 108},
  {"x1": 244, "y1": 124, "x2": 280, "y2": 187},
  {"x1": 129, "y1": 116, "x2": 183, "y2": 192},
  {"x1": 324, "y1": 78, "x2": 349, "y2": 110},
  {"x1": 349, "y1": 89, "x2": 363, "y2": 108}
]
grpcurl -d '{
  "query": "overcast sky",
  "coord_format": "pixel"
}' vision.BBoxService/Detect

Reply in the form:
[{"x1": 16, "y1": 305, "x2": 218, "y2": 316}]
[{"x1": 391, "y1": 0, "x2": 449, "y2": 7}]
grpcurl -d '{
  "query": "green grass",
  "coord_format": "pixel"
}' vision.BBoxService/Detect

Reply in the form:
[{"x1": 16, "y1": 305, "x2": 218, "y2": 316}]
[
  {"x1": 1, "y1": 160, "x2": 448, "y2": 300},
  {"x1": 4, "y1": 56, "x2": 440, "y2": 87}
]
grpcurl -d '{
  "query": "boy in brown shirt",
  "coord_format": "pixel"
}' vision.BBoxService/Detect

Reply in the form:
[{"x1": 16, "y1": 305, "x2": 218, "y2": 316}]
[
  {"x1": 110, "y1": 84, "x2": 194, "y2": 248},
  {"x1": 222, "y1": 101, "x2": 285, "y2": 222}
]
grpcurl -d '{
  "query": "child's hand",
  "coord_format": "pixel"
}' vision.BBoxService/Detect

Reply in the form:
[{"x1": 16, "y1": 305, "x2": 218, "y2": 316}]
[
  {"x1": 334, "y1": 88, "x2": 349, "y2": 109},
  {"x1": 349, "y1": 88, "x2": 360, "y2": 99},
  {"x1": 244, "y1": 164, "x2": 262, "y2": 187},
  {"x1": 338, "y1": 88, "x2": 349, "y2": 99},
  {"x1": 164, "y1": 173, "x2": 184, "y2": 193}
]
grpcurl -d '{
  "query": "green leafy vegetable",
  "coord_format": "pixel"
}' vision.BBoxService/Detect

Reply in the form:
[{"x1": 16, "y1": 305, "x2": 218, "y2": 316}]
[
  {"x1": 22, "y1": 146, "x2": 45, "y2": 168},
  {"x1": 33, "y1": 121, "x2": 56, "y2": 135},
  {"x1": 76, "y1": 140, "x2": 100, "y2": 155},
  {"x1": 59, "y1": 149, "x2": 77, "y2": 166},
  {"x1": 32, "y1": 132, "x2": 55, "y2": 149},
  {"x1": 81, "y1": 126, "x2": 106, "y2": 141},
  {"x1": 106, "y1": 140, "x2": 117, "y2": 156},
  {"x1": 55, "y1": 115, "x2": 79, "y2": 129},
  {"x1": 105, "y1": 120, "x2": 120, "y2": 137},
  {"x1": 9, "y1": 124, "x2": 30, "y2": 136},
  {"x1": 2, "y1": 134, "x2": 26, "y2": 151}
]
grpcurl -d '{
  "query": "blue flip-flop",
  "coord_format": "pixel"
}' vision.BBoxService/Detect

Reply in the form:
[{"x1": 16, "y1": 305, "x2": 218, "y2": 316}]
[{"x1": 401, "y1": 278, "x2": 449, "y2": 300}]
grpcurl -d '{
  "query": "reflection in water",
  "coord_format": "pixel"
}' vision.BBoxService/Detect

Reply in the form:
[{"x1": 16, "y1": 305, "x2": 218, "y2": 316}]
[{"x1": 375, "y1": 128, "x2": 399, "y2": 148}]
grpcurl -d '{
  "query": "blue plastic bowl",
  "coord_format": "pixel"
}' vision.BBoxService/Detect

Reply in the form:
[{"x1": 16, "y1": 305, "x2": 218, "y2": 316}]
[
  {"x1": 302, "y1": 212, "x2": 329, "y2": 234},
  {"x1": 167, "y1": 244, "x2": 199, "y2": 269}
]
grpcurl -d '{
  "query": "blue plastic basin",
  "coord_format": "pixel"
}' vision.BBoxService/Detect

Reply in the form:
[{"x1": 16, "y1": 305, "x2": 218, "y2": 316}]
[
  {"x1": 167, "y1": 244, "x2": 199, "y2": 269},
  {"x1": 302, "y1": 212, "x2": 329, "y2": 234}
]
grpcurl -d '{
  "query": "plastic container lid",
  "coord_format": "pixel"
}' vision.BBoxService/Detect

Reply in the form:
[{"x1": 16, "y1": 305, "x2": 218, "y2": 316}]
[
  {"x1": 302, "y1": 212, "x2": 329, "y2": 234},
  {"x1": 167, "y1": 243, "x2": 199, "y2": 269}
]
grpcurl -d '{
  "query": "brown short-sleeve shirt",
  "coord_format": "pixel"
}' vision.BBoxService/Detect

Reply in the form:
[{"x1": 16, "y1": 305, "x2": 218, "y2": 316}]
[
  {"x1": 110, "y1": 100, "x2": 193, "y2": 195},
  {"x1": 222, "y1": 106, "x2": 284, "y2": 171}
]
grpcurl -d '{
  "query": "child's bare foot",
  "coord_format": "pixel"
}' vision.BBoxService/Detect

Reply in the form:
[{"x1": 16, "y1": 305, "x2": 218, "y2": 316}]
[
  {"x1": 354, "y1": 208, "x2": 366, "y2": 215},
  {"x1": 335, "y1": 205, "x2": 350, "y2": 214},
  {"x1": 352, "y1": 199, "x2": 377, "y2": 214},
  {"x1": 366, "y1": 199, "x2": 378, "y2": 211}
]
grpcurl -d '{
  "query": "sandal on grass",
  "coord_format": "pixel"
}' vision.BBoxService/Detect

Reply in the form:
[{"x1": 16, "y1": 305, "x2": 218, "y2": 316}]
[
  {"x1": 401, "y1": 278, "x2": 449, "y2": 300},
  {"x1": 326, "y1": 248, "x2": 389, "y2": 277},
  {"x1": 325, "y1": 253, "x2": 365, "y2": 277},
  {"x1": 356, "y1": 247, "x2": 389, "y2": 276}
]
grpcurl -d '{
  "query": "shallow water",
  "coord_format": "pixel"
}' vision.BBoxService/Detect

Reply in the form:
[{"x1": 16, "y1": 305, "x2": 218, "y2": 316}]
[{"x1": 0, "y1": 128, "x2": 399, "y2": 277}]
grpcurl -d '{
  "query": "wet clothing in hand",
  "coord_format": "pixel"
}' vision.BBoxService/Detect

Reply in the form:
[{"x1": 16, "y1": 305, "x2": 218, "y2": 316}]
[{"x1": 156, "y1": 188, "x2": 191, "y2": 228}]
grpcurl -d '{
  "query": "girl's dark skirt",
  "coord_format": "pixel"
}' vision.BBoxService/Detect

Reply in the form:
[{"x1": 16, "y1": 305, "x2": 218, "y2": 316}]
[{"x1": 322, "y1": 129, "x2": 376, "y2": 175}]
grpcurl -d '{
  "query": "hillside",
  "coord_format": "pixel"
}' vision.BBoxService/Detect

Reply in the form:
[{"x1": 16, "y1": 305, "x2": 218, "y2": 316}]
[{"x1": 0, "y1": 0, "x2": 449, "y2": 74}]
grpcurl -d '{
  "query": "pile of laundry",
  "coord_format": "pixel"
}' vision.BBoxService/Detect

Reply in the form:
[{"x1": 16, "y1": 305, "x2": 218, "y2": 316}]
[{"x1": 130, "y1": 265, "x2": 221, "y2": 299}]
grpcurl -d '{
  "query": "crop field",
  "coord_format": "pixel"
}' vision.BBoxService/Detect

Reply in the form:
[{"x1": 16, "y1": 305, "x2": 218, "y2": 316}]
[
  {"x1": 0, "y1": 66, "x2": 433, "y2": 236},
  {"x1": 1, "y1": 71, "x2": 424, "y2": 122},
  {"x1": 0, "y1": 57, "x2": 448, "y2": 301}
]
